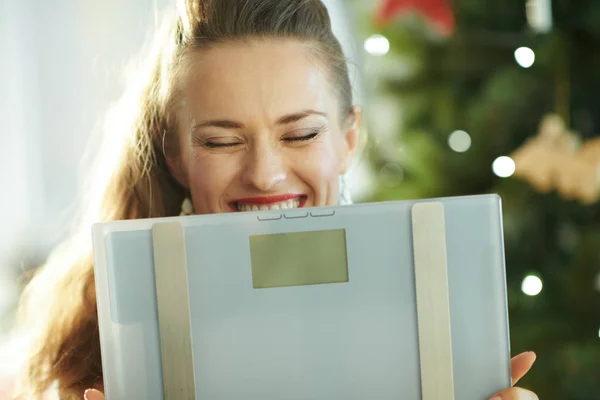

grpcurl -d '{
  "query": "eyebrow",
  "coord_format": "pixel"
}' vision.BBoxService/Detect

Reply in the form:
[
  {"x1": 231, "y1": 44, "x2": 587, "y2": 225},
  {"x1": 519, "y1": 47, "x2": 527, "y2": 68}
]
[
  {"x1": 191, "y1": 110, "x2": 328, "y2": 131},
  {"x1": 276, "y1": 110, "x2": 328, "y2": 124}
]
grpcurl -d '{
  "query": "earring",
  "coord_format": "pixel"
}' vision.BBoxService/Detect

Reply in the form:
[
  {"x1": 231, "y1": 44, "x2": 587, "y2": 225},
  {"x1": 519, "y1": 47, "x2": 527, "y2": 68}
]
[
  {"x1": 180, "y1": 196, "x2": 195, "y2": 216},
  {"x1": 339, "y1": 175, "x2": 353, "y2": 205}
]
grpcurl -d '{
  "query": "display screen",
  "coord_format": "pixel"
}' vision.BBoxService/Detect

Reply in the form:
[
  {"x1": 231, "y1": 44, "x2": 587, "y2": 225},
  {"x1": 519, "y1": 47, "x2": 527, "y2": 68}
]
[{"x1": 249, "y1": 229, "x2": 348, "y2": 289}]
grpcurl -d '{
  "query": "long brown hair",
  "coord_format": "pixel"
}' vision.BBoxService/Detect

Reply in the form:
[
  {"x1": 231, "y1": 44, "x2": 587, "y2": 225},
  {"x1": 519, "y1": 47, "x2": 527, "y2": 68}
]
[{"x1": 15, "y1": 0, "x2": 353, "y2": 398}]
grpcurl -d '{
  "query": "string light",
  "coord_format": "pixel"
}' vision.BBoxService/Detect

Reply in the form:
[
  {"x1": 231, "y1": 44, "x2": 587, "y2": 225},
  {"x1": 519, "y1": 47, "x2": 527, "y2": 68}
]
[
  {"x1": 522, "y1": 275, "x2": 543, "y2": 296},
  {"x1": 514, "y1": 47, "x2": 536, "y2": 68},
  {"x1": 364, "y1": 34, "x2": 390, "y2": 56},
  {"x1": 448, "y1": 130, "x2": 472, "y2": 152},
  {"x1": 492, "y1": 156, "x2": 516, "y2": 178}
]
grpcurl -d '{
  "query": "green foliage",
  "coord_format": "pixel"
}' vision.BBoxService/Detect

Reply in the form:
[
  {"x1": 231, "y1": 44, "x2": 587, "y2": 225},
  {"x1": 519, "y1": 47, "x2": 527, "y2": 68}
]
[{"x1": 353, "y1": 0, "x2": 600, "y2": 398}]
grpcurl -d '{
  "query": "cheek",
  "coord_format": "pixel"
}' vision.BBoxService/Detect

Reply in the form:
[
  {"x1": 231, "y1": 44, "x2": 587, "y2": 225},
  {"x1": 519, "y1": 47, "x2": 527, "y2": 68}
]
[
  {"x1": 298, "y1": 148, "x2": 339, "y2": 181},
  {"x1": 293, "y1": 136, "x2": 344, "y2": 202},
  {"x1": 184, "y1": 151, "x2": 238, "y2": 211}
]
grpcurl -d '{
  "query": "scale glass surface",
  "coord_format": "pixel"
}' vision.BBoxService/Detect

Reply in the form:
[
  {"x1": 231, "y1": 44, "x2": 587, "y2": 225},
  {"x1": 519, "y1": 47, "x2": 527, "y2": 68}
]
[{"x1": 92, "y1": 194, "x2": 511, "y2": 400}]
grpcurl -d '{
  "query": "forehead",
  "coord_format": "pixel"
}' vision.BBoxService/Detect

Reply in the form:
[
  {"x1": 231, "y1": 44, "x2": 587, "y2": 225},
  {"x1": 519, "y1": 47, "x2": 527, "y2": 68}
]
[{"x1": 182, "y1": 39, "x2": 338, "y2": 121}]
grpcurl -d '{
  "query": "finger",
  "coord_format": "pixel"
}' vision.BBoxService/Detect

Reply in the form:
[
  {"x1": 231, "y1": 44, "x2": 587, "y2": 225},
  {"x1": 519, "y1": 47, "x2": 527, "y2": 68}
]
[
  {"x1": 510, "y1": 351, "x2": 536, "y2": 385},
  {"x1": 84, "y1": 388, "x2": 105, "y2": 400},
  {"x1": 489, "y1": 387, "x2": 539, "y2": 400}
]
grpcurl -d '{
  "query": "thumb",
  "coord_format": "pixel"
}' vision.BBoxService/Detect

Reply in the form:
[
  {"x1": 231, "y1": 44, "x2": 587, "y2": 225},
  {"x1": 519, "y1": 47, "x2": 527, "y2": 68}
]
[
  {"x1": 511, "y1": 351, "x2": 537, "y2": 385},
  {"x1": 84, "y1": 388, "x2": 105, "y2": 400}
]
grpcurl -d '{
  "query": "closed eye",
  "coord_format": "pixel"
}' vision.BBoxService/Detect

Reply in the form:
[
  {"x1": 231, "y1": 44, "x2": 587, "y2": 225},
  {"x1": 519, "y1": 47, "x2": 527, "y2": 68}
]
[
  {"x1": 203, "y1": 141, "x2": 242, "y2": 148},
  {"x1": 282, "y1": 128, "x2": 324, "y2": 143},
  {"x1": 191, "y1": 135, "x2": 243, "y2": 148}
]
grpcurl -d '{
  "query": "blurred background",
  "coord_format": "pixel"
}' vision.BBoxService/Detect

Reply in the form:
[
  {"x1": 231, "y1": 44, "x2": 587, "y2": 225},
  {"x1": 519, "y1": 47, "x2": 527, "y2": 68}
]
[{"x1": 1, "y1": 0, "x2": 599, "y2": 398}]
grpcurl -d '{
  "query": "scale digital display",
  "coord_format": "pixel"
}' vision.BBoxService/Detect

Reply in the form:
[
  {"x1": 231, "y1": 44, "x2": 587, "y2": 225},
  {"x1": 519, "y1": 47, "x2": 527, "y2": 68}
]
[{"x1": 249, "y1": 229, "x2": 349, "y2": 289}]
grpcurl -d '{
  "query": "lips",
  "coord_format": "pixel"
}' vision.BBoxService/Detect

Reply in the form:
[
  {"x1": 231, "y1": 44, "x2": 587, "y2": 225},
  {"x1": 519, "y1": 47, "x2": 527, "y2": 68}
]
[{"x1": 229, "y1": 194, "x2": 307, "y2": 212}]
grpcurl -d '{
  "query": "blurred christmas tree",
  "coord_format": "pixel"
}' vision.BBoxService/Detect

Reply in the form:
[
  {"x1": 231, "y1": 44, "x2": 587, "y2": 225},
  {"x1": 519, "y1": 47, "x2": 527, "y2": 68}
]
[{"x1": 350, "y1": 0, "x2": 600, "y2": 398}]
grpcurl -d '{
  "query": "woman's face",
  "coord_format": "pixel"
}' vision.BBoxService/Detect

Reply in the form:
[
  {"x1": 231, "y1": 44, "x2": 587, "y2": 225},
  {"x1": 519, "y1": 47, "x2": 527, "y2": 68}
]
[{"x1": 169, "y1": 39, "x2": 360, "y2": 214}]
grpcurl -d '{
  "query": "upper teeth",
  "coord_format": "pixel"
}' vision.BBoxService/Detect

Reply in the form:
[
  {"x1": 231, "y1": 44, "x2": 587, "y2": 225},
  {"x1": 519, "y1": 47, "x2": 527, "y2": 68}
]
[{"x1": 236, "y1": 199, "x2": 300, "y2": 212}]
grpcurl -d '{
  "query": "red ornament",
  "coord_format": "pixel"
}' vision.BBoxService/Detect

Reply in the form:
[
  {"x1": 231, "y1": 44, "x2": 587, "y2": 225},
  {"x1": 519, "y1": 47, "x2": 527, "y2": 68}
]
[{"x1": 376, "y1": 0, "x2": 455, "y2": 36}]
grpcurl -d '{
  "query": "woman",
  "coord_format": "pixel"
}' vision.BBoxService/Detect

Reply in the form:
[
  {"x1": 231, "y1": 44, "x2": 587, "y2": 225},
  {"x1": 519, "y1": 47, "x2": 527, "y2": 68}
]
[{"x1": 14, "y1": 0, "x2": 538, "y2": 399}]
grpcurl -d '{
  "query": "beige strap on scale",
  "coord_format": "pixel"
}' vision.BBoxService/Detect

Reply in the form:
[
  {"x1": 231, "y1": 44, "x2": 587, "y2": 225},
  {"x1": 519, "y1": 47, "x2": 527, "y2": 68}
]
[
  {"x1": 151, "y1": 204, "x2": 454, "y2": 400},
  {"x1": 152, "y1": 222, "x2": 196, "y2": 399},
  {"x1": 411, "y1": 202, "x2": 455, "y2": 399}
]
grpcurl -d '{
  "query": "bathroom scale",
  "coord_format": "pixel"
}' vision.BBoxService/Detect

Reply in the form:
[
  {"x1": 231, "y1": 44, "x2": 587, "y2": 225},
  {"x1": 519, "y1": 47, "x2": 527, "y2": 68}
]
[{"x1": 91, "y1": 194, "x2": 512, "y2": 400}]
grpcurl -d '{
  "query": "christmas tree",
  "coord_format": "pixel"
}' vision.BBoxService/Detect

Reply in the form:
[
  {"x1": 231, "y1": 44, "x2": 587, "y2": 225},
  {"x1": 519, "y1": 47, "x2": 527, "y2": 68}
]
[{"x1": 350, "y1": 0, "x2": 600, "y2": 398}]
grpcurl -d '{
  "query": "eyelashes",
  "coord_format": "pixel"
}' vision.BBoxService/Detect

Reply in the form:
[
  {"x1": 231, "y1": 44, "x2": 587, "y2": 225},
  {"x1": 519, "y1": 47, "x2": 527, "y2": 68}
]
[
  {"x1": 202, "y1": 141, "x2": 239, "y2": 149},
  {"x1": 197, "y1": 127, "x2": 326, "y2": 149},
  {"x1": 283, "y1": 128, "x2": 323, "y2": 143}
]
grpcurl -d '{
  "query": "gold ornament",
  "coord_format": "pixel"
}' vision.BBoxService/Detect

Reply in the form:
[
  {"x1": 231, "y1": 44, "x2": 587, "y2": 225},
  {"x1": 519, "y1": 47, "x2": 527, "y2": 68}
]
[{"x1": 510, "y1": 114, "x2": 600, "y2": 204}]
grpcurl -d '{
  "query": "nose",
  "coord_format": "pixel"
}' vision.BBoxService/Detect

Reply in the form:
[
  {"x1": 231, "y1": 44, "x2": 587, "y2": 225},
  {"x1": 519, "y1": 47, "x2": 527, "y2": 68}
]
[{"x1": 241, "y1": 143, "x2": 286, "y2": 191}]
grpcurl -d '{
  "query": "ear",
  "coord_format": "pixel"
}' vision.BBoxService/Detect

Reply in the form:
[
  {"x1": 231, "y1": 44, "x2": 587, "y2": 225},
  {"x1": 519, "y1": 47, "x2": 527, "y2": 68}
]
[
  {"x1": 165, "y1": 153, "x2": 189, "y2": 189},
  {"x1": 339, "y1": 105, "x2": 362, "y2": 175}
]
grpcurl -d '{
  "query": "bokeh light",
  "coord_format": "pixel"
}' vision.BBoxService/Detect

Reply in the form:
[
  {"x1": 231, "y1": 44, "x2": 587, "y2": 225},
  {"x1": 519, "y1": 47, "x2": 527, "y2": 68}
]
[
  {"x1": 514, "y1": 47, "x2": 536, "y2": 68},
  {"x1": 522, "y1": 275, "x2": 543, "y2": 296},
  {"x1": 448, "y1": 130, "x2": 472, "y2": 152},
  {"x1": 364, "y1": 34, "x2": 390, "y2": 56},
  {"x1": 492, "y1": 156, "x2": 516, "y2": 178}
]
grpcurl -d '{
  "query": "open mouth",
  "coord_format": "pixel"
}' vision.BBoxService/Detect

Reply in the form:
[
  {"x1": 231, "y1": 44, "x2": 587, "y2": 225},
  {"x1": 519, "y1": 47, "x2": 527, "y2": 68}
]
[{"x1": 230, "y1": 195, "x2": 307, "y2": 212}]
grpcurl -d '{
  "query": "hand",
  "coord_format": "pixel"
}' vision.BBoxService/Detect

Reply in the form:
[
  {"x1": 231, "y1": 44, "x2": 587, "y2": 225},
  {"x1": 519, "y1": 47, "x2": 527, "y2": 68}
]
[
  {"x1": 83, "y1": 352, "x2": 539, "y2": 400},
  {"x1": 488, "y1": 351, "x2": 538, "y2": 399}
]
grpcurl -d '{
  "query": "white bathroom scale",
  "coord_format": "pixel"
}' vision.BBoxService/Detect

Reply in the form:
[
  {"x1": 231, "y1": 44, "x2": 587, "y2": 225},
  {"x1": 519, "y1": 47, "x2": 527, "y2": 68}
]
[{"x1": 91, "y1": 194, "x2": 512, "y2": 400}]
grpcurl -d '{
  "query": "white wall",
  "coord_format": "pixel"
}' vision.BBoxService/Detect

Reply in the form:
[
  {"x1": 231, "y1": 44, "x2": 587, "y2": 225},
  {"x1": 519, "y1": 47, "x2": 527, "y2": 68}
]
[{"x1": 0, "y1": 0, "x2": 43, "y2": 283}]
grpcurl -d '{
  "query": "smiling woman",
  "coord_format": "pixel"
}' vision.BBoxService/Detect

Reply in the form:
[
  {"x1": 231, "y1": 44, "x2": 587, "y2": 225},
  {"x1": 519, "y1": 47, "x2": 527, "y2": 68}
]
[{"x1": 12, "y1": 0, "x2": 536, "y2": 399}]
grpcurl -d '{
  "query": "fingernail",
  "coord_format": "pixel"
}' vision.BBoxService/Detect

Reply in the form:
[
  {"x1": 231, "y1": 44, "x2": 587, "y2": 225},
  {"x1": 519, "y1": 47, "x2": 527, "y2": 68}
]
[
  {"x1": 489, "y1": 396, "x2": 502, "y2": 400},
  {"x1": 84, "y1": 388, "x2": 102, "y2": 400}
]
